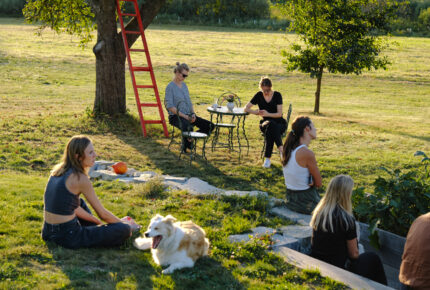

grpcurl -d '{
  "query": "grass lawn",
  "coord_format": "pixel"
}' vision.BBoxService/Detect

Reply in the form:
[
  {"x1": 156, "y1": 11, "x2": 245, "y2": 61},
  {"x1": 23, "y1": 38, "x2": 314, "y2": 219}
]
[{"x1": 0, "y1": 17, "x2": 429, "y2": 288}]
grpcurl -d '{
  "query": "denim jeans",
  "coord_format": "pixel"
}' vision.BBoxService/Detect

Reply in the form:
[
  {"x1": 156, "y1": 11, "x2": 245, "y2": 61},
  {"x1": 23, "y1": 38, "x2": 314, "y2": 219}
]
[{"x1": 42, "y1": 199, "x2": 130, "y2": 249}]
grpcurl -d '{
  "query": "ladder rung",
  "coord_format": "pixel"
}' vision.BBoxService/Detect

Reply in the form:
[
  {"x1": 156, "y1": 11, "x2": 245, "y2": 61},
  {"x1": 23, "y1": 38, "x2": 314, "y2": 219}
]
[
  {"x1": 129, "y1": 49, "x2": 146, "y2": 52},
  {"x1": 143, "y1": 120, "x2": 164, "y2": 124},
  {"x1": 136, "y1": 85, "x2": 154, "y2": 89},
  {"x1": 124, "y1": 30, "x2": 141, "y2": 34},
  {"x1": 140, "y1": 103, "x2": 158, "y2": 107},
  {"x1": 120, "y1": 13, "x2": 137, "y2": 17},
  {"x1": 132, "y1": 67, "x2": 150, "y2": 72}
]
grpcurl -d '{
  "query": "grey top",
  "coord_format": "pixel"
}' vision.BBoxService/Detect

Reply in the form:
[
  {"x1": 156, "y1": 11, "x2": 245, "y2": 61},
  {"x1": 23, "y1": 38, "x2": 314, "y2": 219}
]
[
  {"x1": 44, "y1": 168, "x2": 79, "y2": 215},
  {"x1": 164, "y1": 81, "x2": 193, "y2": 115}
]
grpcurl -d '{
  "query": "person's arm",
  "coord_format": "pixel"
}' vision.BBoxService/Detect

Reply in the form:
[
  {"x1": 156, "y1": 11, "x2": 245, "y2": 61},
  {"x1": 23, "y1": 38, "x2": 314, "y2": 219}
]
[
  {"x1": 167, "y1": 106, "x2": 192, "y2": 121},
  {"x1": 259, "y1": 104, "x2": 283, "y2": 118},
  {"x1": 78, "y1": 175, "x2": 122, "y2": 224},
  {"x1": 244, "y1": 102, "x2": 259, "y2": 115},
  {"x1": 305, "y1": 150, "x2": 322, "y2": 188},
  {"x1": 75, "y1": 206, "x2": 102, "y2": 225},
  {"x1": 347, "y1": 238, "x2": 359, "y2": 259}
]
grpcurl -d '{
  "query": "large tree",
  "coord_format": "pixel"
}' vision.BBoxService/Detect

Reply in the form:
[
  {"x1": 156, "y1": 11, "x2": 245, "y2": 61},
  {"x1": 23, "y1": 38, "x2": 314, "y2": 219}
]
[
  {"x1": 24, "y1": 0, "x2": 166, "y2": 116},
  {"x1": 278, "y1": 0, "x2": 397, "y2": 113}
]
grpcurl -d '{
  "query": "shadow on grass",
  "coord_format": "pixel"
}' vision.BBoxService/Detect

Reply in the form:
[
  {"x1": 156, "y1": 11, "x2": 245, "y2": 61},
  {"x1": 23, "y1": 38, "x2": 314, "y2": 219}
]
[
  {"x1": 43, "y1": 237, "x2": 157, "y2": 289},
  {"x1": 86, "y1": 112, "x2": 261, "y2": 191},
  {"x1": 42, "y1": 240, "x2": 243, "y2": 289},
  {"x1": 168, "y1": 256, "x2": 244, "y2": 290}
]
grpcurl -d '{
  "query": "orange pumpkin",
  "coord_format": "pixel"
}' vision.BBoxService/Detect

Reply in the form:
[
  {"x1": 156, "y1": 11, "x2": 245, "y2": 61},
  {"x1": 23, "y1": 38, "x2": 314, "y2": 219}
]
[{"x1": 112, "y1": 162, "x2": 127, "y2": 174}]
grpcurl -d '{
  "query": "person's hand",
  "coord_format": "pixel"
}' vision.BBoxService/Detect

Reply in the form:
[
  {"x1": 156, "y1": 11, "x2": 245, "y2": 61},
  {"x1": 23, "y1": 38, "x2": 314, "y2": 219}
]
[
  {"x1": 190, "y1": 113, "x2": 196, "y2": 123},
  {"x1": 258, "y1": 110, "x2": 268, "y2": 117},
  {"x1": 121, "y1": 216, "x2": 141, "y2": 232}
]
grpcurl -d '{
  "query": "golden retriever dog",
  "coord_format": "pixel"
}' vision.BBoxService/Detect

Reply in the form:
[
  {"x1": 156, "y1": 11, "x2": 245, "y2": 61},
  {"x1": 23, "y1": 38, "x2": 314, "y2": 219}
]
[{"x1": 133, "y1": 214, "x2": 209, "y2": 274}]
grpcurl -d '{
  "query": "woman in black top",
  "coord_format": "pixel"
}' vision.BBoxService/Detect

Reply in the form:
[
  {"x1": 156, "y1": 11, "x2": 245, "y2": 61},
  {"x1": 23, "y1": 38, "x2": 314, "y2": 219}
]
[
  {"x1": 245, "y1": 77, "x2": 286, "y2": 168},
  {"x1": 310, "y1": 175, "x2": 387, "y2": 285}
]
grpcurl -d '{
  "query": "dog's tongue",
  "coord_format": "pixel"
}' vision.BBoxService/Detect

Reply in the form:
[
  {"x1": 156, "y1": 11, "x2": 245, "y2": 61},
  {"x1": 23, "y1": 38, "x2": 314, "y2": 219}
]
[{"x1": 152, "y1": 235, "x2": 162, "y2": 249}]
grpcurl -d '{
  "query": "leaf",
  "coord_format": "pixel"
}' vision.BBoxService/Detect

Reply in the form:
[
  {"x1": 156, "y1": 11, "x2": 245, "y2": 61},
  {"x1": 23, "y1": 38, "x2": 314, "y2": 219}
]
[{"x1": 369, "y1": 231, "x2": 381, "y2": 250}]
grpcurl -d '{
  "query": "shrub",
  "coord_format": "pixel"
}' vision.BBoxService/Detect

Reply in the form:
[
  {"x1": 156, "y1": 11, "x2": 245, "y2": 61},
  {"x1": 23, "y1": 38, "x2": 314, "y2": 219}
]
[{"x1": 353, "y1": 151, "x2": 430, "y2": 241}]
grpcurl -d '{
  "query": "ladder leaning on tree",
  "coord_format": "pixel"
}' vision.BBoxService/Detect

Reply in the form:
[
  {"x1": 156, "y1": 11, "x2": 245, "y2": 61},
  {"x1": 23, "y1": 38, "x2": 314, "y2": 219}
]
[{"x1": 115, "y1": 0, "x2": 169, "y2": 137}]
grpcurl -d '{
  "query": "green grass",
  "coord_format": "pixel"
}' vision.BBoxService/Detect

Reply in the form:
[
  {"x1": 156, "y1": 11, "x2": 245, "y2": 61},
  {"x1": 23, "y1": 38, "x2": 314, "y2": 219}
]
[{"x1": 0, "y1": 17, "x2": 429, "y2": 288}]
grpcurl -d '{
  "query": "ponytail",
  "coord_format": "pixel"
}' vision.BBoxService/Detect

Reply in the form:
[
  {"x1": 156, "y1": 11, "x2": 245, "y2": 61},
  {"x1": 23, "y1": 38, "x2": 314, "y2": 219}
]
[{"x1": 282, "y1": 116, "x2": 312, "y2": 166}]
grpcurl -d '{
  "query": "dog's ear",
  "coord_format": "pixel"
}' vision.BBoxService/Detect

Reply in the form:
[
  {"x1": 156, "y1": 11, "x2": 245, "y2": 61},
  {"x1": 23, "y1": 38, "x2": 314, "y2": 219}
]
[
  {"x1": 163, "y1": 215, "x2": 177, "y2": 224},
  {"x1": 152, "y1": 214, "x2": 164, "y2": 222}
]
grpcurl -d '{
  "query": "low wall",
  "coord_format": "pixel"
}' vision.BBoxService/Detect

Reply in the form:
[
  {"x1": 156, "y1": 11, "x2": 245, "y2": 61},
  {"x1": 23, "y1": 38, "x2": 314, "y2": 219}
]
[{"x1": 358, "y1": 222, "x2": 406, "y2": 289}]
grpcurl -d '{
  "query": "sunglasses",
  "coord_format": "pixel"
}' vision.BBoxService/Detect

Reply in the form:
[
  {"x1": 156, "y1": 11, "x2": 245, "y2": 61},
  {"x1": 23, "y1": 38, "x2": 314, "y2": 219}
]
[{"x1": 182, "y1": 73, "x2": 188, "y2": 78}]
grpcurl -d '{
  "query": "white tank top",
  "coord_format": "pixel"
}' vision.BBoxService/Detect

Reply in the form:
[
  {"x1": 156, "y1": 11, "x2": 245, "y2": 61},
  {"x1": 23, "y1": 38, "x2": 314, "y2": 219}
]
[{"x1": 283, "y1": 144, "x2": 310, "y2": 190}]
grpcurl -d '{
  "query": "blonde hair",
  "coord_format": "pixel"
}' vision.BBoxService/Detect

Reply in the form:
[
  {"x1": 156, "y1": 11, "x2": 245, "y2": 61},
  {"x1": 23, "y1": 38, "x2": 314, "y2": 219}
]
[
  {"x1": 174, "y1": 62, "x2": 189, "y2": 74},
  {"x1": 310, "y1": 175, "x2": 355, "y2": 232},
  {"x1": 51, "y1": 135, "x2": 92, "y2": 177}
]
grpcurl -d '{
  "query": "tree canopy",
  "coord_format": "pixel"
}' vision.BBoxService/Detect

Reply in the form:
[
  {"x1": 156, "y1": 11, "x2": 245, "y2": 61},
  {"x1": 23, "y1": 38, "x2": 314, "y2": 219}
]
[{"x1": 278, "y1": 0, "x2": 397, "y2": 113}]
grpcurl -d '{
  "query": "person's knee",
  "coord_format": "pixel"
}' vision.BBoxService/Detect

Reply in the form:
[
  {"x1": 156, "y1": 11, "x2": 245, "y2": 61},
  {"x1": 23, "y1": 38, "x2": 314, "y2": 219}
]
[{"x1": 117, "y1": 223, "x2": 131, "y2": 239}]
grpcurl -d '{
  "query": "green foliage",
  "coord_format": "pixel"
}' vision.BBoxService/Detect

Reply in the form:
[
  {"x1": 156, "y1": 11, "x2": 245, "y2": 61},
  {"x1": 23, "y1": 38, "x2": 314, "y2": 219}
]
[
  {"x1": 353, "y1": 151, "x2": 430, "y2": 238},
  {"x1": 0, "y1": 0, "x2": 26, "y2": 16},
  {"x1": 277, "y1": 0, "x2": 396, "y2": 112},
  {"x1": 137, "y1": 176, "x2": 168, "y2": 199},
  {"x1": 23, "y1": 0, "x2": 95, "y2": 46},
  {"x1": 418, "y1": 7, "x2": 430, "y2": 30}
]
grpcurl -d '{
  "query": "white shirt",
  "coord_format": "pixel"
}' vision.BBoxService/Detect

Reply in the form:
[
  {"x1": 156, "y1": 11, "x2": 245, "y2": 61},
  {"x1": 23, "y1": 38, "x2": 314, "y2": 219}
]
[{"x1": 283, "y1": 144, "x2": 310, "y2": 190}]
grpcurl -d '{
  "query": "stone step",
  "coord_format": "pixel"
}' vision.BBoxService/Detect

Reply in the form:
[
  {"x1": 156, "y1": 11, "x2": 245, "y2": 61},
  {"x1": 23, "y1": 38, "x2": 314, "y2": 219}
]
[{"x1": 270, "y1": 206, "x2": 311, "y2": 226}]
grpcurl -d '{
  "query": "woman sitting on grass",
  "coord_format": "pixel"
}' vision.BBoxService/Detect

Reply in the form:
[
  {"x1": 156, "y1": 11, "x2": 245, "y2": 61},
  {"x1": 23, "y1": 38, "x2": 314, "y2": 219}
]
[
  {"x1": 310, "y1": 175, "x2": 387, "y2": 285},
  {"x1": 282, "y1": 116, "x2": 321, "y2": 214},
  {"x1": 42, "y1": 135, "x2": 132, "y2": 249}
]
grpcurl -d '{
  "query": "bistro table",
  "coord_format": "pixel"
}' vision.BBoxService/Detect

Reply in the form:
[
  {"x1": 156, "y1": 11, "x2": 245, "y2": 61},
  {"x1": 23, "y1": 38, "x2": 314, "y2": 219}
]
[{"x1": 207, "y1": 106, "x2": 249, "y2": 160}]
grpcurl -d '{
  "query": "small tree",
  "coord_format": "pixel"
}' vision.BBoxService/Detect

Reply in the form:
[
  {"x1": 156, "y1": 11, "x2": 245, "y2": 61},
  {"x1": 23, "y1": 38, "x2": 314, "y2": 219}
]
[
  {"x1": 278, "y1": 0, "x2": 397, "y2": 113},
  {"x1": 24, "y1": 0, "x2": 166, "y2": 116}
]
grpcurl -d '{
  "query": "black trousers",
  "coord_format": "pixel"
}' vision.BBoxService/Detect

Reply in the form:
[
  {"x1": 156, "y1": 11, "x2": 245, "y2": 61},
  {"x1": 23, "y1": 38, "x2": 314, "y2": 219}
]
[
  {"x1": 169, "y1": 114, "x2": 214, "y2": 149},
  {"x1": 260, "y1": 118, "x2": 287, "y2": 158},
  {"x1": 42, "y1": 199, "x2": 130, "y2": 249},
  {"x1": 347, "y1": 252, "x2": 387, "y2": 285}
]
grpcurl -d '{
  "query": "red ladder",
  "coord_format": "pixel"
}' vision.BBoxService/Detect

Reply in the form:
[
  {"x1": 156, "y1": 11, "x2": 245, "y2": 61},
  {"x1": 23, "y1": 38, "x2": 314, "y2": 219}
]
[{"x1": 116, "y1": 0, "x2": 168, "y2": 137}]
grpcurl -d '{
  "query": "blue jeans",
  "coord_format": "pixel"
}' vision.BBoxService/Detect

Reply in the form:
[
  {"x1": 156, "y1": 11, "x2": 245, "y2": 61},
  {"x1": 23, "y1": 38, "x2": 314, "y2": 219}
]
[{"x1": 42, "y1": 199, "x2": 130, "y2": 249}]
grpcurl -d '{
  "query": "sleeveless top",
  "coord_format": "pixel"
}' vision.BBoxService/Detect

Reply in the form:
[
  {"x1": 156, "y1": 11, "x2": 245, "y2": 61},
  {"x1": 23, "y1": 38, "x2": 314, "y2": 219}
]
[
  {"x1": 44, "y1": 168, "x2": 80, "y2": 215},
  {"x1": 283, "y1": 144, "x2": 311, "y2": 190}
]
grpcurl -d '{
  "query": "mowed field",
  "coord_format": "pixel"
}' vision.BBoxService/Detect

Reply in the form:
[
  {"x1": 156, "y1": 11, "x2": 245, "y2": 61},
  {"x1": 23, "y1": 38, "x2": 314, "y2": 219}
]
[{"x1": 0, "y1": 17, "x2": 429, "y2": 288}]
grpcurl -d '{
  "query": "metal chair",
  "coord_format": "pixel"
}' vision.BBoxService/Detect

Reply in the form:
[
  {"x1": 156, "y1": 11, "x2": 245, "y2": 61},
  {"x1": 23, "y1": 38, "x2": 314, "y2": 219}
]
[
  {"x1": 261, "y1": 103, "x2": 292, "y2": 159},
  {"x1": 167, "y1": 101, "x2": 208, "y2": 164},
  {"x1": 212, "y1": 92, "x2": 241, "y2": 151}
]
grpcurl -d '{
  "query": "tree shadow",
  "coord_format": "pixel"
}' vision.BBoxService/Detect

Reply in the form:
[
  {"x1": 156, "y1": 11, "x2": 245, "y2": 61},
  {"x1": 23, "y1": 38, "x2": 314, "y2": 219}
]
[
  {"x1": 42, "y1": 239, "x2": 157, "y2": 289},
  {"x1": 90, "y1": 113, "x2": 259, "y2": 191},
  {"x1": 168, "y1": 256, "x2": 245, "y2": 290}
]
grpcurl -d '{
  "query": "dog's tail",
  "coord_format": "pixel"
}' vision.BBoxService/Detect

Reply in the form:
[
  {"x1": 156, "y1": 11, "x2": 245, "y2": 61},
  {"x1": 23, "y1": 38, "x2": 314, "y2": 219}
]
[{"x1": 133, "y1": 237, "x2": 152, "y2": 250}]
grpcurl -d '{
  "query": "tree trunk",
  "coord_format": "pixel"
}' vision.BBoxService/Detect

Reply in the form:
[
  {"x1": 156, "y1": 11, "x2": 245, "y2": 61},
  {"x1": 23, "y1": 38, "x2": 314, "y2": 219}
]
[
  {"x1": 314, "y1": 66, "x2": 324, "y2": 114},
  {"x1": 93, "y1": 0, "x2": 126, "y2": 115},
  {"x1": 92, "y1": 0, "x2": 166, "y2": 116}
]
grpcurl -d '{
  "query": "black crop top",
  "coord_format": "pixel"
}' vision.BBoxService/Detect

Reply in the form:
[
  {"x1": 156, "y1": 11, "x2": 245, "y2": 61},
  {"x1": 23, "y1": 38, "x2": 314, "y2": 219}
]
[{"x1": 44, "y1": 168, "x2": 79, "y2": 215}]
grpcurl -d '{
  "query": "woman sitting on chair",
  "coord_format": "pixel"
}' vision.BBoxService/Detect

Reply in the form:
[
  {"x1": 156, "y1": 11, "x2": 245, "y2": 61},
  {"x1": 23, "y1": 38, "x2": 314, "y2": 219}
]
[
  {"x1": 245, "y1": 77, "x2": 286, "y2": 168},
  {"x1": 282, "y1": 116, "x2": 321, "y2": 214},
  {"x1": 164, "y1": 62, "x2": 214, "y2": 152},
  {"x1": 310, "y1": 175, "x2": 387, "y2": 285}
]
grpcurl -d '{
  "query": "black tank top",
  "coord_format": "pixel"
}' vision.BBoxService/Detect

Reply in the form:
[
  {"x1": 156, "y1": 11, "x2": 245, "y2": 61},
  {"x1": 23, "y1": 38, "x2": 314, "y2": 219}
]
[{"x1": 44, "y1": 168, "x2": 80, "y2": 215}]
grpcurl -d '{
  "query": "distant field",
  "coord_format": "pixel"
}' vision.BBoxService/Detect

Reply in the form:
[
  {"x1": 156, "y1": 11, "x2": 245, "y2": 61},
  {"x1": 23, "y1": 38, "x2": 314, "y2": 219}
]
[
  {"x1": 1, "y1": 18, "x2": 428, "y2": 194},
  {"x1": 0, "y1": 17, "x2": 429, "y2": 289}
]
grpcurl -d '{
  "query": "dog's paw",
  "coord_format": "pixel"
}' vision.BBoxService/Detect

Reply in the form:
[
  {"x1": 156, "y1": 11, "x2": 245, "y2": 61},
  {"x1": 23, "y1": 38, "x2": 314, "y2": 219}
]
[{"x1": 133, "y1": 237, "x2": 151, "y2": 250}]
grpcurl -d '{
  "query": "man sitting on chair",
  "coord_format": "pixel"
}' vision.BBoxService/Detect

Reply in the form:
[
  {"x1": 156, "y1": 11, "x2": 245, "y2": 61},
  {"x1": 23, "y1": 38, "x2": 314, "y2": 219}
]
[{"x1": 165, "y1": 62, "x2": 214, "y2": 152}]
